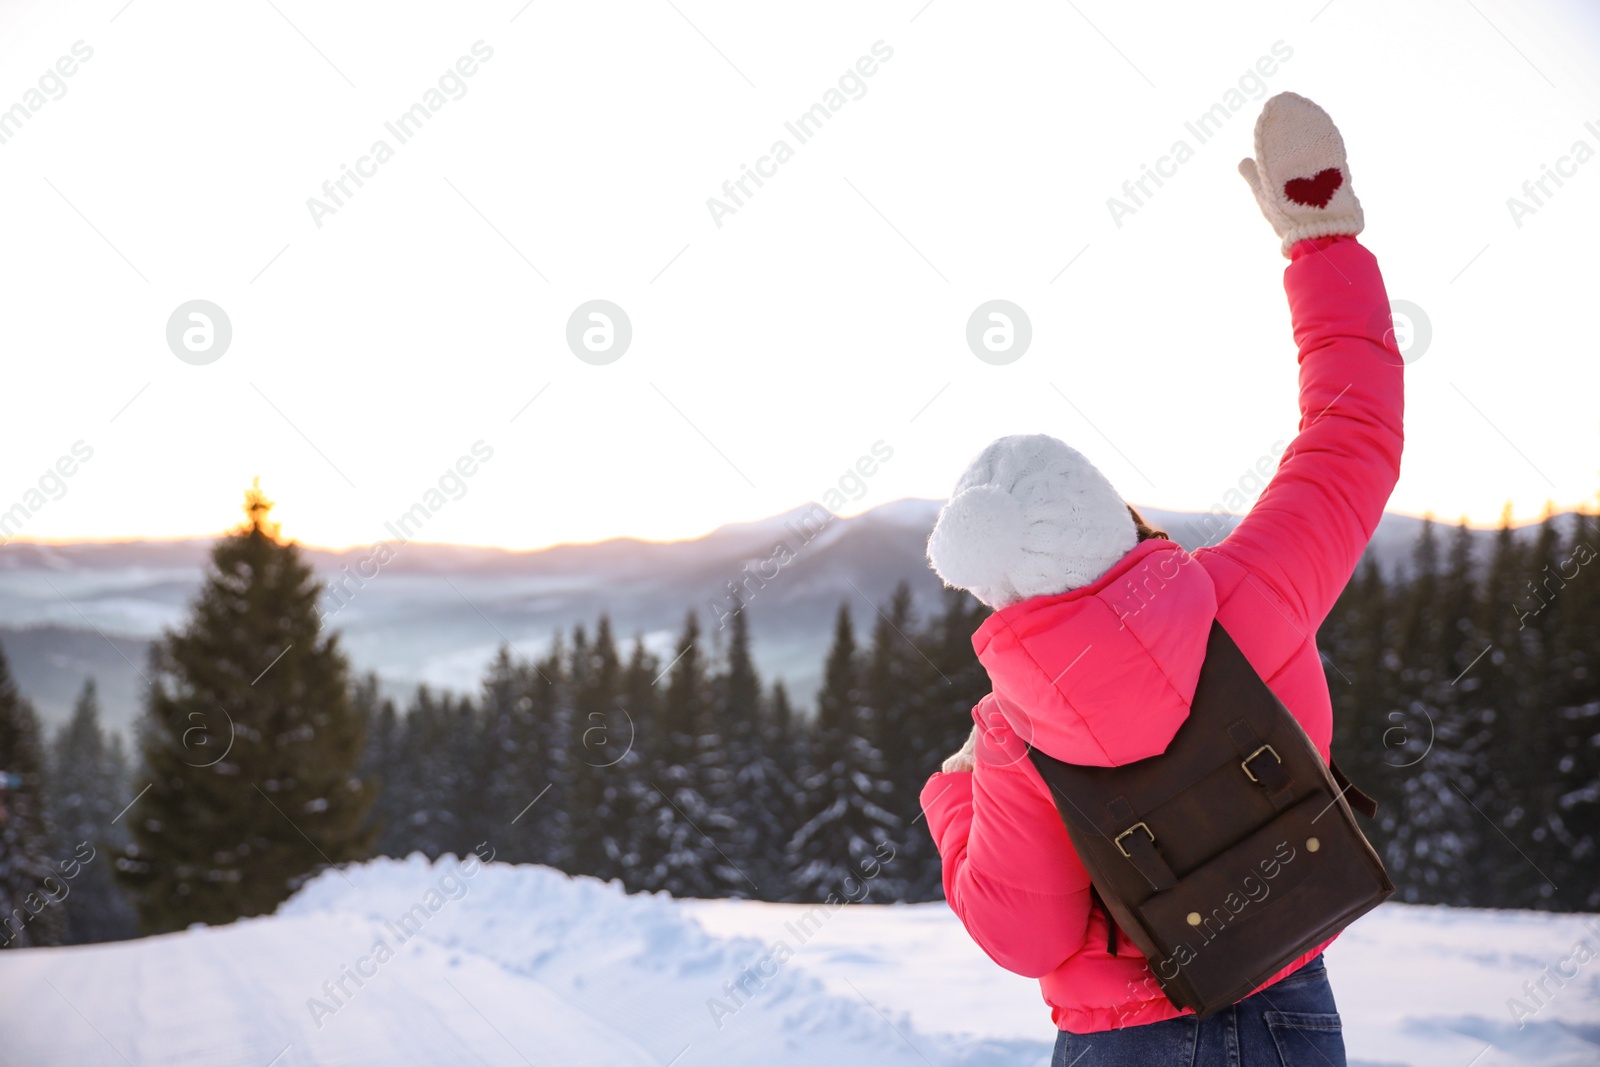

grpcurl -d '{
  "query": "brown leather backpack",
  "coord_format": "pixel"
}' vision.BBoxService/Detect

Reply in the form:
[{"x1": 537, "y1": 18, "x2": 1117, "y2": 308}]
[{"x1": 1026, "y1": 617, "x2": 1393, "y2": 1019}]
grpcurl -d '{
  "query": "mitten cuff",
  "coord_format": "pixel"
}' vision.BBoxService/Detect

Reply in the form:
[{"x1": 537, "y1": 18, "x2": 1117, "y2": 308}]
[
  {"x1": 1278, "y1": 210, "x2": 1365, "y2": 257},
  {"x1": 941, "y1": 753, "x2": 974, "y2": 773}
]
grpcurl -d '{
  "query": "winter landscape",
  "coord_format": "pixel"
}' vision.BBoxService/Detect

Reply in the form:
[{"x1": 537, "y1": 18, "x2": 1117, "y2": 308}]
[
  {"x1": 2, "y1": 491, "x2": 1595, "y2": 1066},
  {"x1": 2, "y1": 855, "x2": 1598, "y2": 1067},
  {"x1": 5, "y1": 0, "x2": 1600, "y2": 1065}
]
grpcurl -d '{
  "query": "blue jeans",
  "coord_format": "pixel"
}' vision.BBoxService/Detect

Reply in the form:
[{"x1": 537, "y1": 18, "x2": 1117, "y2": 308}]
[{"x1": 1052, "y1": 954, "x2": 1345, "y2": 1067}]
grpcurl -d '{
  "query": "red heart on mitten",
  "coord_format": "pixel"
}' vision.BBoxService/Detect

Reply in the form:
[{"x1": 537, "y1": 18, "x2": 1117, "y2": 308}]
[{"x1": 1283, "y1": 168, "x2": 1343, "y2": 208}]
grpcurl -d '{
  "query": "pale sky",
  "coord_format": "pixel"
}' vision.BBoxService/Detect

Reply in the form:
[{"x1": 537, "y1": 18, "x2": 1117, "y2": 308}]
[{"x1": 2, "y1": 0, "x2": 1598, "y2": 552}]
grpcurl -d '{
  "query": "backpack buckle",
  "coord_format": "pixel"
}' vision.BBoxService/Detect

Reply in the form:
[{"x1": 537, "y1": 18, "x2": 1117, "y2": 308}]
[
  {"x1": 1114, "y1": 821, "x2": 1154, "y2": 857},
  {"x1": 1241, "y1": 744, "x2": 1281, "y2": 783}
]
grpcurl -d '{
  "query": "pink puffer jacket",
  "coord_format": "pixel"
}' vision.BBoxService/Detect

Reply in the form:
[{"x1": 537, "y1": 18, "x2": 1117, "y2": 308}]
[{"x1": 920, "y1": 235, "x2": 1405, "y2": 1034}]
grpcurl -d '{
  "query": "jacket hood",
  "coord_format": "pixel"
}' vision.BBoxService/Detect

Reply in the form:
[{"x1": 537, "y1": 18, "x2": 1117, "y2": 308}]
[{"x1": 972, "y1": 538, "x2": 1218, "y2": 767}]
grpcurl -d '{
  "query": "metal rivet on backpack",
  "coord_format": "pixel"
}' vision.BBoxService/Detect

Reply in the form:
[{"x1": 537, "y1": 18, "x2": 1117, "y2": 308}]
[
  {"x1": 1186, "y1": 911, "x2": 1202, "y2": 926},
  {"x1": 1306, "y1": 837, "x2": 1320, "y2": 852}
]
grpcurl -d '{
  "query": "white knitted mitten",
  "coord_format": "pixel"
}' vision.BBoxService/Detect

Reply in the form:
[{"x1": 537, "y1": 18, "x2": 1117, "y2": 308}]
[
  {"x1": 941, "y1": 724, "x2": 978, "y2": 773},
  {"x1": 1238, "y1": 92, "x2": 1364, "y2": 257}
]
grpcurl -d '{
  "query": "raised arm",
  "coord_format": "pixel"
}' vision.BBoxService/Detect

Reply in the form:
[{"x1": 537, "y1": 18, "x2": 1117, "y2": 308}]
[{"x1": 1205, "y1": 94, "x2": 1405, "y2": 635}]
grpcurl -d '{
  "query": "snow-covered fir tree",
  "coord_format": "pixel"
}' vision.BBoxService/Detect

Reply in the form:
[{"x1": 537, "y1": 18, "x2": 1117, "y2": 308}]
[
  {"x1": 861, "y1": 582, "x2": 928, "y2": 901},
  {"x1": 709, "y1": 603, "x2": 785, "y2": 897},
  {"x1": 786, "y1": 604, "x2": 897, "y2": 902},
  {"x1": 0, "y1": 646, "x2": 67, "y2": 947},
  {"x1": 46, "y1": 679, "x2": 137, "y2": 942},
  {"x1": 641, "y1": 612, "x2": 725, "y2": 897},
  {"x1": 607, "y1": 635, "x2": 661, "y2": 888},
  {"x1": 905, "y1": 587, "x2": 991, "y2": 901},
  {"x1": 565, "y1": 617, "x2": 633, "y2": 883}
]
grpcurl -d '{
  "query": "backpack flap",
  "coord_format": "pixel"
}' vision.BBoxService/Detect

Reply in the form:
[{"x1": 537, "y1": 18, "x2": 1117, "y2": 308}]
[
  {"x1": 1135, "y1": 788, "x2": 1388, "y2": 1011},
  {"x1": 1026, "y1": 618, "x2": 1394, "y2": 1018}
]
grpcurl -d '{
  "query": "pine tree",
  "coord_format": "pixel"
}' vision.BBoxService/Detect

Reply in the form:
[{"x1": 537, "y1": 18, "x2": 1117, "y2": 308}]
[
  {"x1": 390, "y1": 684, "x2": 476, "y2": 860},
  {"x1": 1325, "y1": 552, "x2": 1401, "y2": 858},
  {"x1": 710, "y1": 604, "x2": 786, "y2": 897},
  {"x1": 910, "y1": 588, "x2": 992, "y2": 901},
  {"x1": 1373, "y1": 516, "x2": 1438, "y2": 895},
  {"x1": 1419, "y1": 518, "x2": 1495, "y2": 905},
  {"x1": 46, "y1": 679, "x2": 138, "y2": 942},
  {"x1": 519, "y1": 637, "x2": 568, "y2": 867},
  {"x1": 641, "y1": 612, "x2": 723, "y2": 897},
  {"x1": 861, "y1": 582, "x2": 923, "y2": 901},
  {"x1": 1523, "y1": 506, "x2": 1600, "y2": 909},
  {"x1": 1470, "y1": 503, "x2": 1541, "y2": 907},
  {"x1": 757, "y1": 679, "x2": 803, "y2": 900},
  {"x1": 786, "y1": 603, "x2": 896, "y2": 902},
  {"x1": 355, "y1": 672, "x2": 405, "y2": 857},
  {"x1": 536, "y1": 624, "x2": 588, "y2": 874},
  {"x1": 1379, "y1": 517, "x2": 1485, "y2": 903},
  {"x1": 475, "y1": 645, "x2": 552, "y2": 865},
  {"x1": 115, "y1": 482, "x2": 377, "y2": 932},
  {"x1": 608, "y1": 635, "x2": 661, "y2": 891},
  {"x1": 566, "y1": 617, "x2": 630, "y2": 882},
  {"x1": 1555, "y1": 506, "x2": 1600, "y2": 910},
  {"x1": 0, "y1": 646, "x2": 67, "y2": 947},
  {"x1": 450, "y1": 675, "x2": 499, "y2": 864}
]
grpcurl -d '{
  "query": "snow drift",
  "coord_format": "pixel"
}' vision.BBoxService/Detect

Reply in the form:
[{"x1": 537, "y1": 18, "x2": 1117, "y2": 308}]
[{"x1": 0, "y1": 855, "x2": 1596, "y2": 1066}]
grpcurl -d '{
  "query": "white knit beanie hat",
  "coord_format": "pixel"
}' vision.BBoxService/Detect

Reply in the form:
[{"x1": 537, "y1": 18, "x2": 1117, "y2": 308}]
[{"x1": 926, "y1": 435, "x2": 1138, "y2": 610}]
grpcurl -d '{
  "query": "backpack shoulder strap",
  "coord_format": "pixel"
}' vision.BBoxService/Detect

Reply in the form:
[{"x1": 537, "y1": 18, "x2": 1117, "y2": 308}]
[
  {"x1": 1329, "y1": 756, "x2": 1379, "y2": 819},
  {"x1": 1087, "y1": 883, "x2": 1119, "y2": 956}
]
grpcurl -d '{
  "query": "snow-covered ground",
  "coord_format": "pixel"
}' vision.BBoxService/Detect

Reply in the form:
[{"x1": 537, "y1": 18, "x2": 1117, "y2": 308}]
[{"x1": 0, "y1": 856, "x2": 1596, "y2": 1067}]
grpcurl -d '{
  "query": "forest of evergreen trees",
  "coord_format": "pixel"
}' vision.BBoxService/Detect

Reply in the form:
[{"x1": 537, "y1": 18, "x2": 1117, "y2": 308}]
[
  {"x1": 1327, "y1": 506, "x2": 1599, "y2": 911},
  {"x1": 1, "y1": 492, "x2": 1595, "y2": 949}
]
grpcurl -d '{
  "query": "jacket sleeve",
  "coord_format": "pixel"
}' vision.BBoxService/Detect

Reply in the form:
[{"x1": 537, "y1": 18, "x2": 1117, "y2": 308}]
[
  {"x1": 1200, "y1": 235, "x2": 1405, "y2": 636},
  {"x1": 919, "y1": 700, "x2": 1093, "y2": 979}
]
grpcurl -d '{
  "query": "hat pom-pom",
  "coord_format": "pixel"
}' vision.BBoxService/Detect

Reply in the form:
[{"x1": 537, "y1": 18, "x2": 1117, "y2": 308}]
[{"x1": 927, "y1": 484, "x2": 1028, "y2": 594}]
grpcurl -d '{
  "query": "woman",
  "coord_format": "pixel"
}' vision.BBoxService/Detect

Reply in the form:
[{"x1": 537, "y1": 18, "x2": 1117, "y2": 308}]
[{"x1": 918, "y1": 92, "x2": 1404, "y2": 1066}]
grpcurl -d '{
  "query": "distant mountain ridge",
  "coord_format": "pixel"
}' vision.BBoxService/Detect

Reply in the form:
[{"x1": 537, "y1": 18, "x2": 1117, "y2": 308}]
[{"x1": 0, "y1": 500, "x2": 1577, "y2": 737}]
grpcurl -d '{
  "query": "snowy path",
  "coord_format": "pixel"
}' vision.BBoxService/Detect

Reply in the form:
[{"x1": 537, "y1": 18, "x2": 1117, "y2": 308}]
[
  {"x1": 0, "y1": 856, "x2": 1596, "y2": 1066},
  {"x1": 9, "y1": 912, "x2": 663, "y2": 1066},
  {"x1": 0, "y1": 857, "x2": 1044, "y2": 1066}
]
